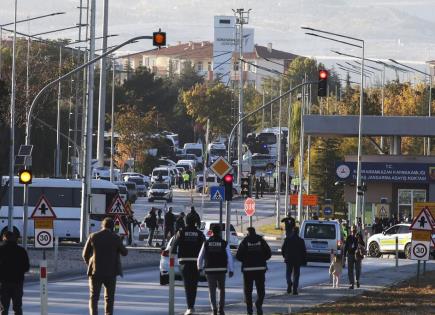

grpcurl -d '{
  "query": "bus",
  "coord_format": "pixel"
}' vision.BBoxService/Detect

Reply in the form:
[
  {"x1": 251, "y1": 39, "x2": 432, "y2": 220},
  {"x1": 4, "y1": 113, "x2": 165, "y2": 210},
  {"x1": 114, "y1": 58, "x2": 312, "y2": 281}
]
[{"x1": 0, "y1": 177, "x2": 119, "y2": 241}]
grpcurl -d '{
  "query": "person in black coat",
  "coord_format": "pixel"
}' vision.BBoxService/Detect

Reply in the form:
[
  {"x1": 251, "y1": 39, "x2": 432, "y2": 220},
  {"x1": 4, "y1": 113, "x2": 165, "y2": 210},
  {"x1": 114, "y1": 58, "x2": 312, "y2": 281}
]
[
  {"x1": 0, "y1": 231, "x2": 30, "y2": 315},
  {"x1": 145, "y1": 208, "x2": 158, "y2": 247},
  {"x1": 189, "y1": 206, "x2": 201, "y2": 228},
  {"x1": 162, "y1": 207, "x2": 176, "y2": 246},
  {"x1": 281, "y1": 226, "x2": 306, "y2": 295},
  {"x1": 175, "y1": 212, "x2": 186, "y2": 231}
]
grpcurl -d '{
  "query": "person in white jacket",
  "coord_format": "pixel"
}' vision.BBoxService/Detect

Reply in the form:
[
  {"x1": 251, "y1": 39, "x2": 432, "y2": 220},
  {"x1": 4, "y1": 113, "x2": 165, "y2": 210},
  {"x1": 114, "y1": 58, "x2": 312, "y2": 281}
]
[{"x1": 197, "y1": 225, "x2": 234, "y2": 315}]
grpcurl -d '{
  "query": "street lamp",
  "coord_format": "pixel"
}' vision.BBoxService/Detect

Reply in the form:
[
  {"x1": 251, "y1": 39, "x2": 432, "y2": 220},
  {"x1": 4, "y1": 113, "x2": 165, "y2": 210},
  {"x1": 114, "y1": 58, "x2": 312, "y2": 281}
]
[
  {"x1": 389, "y1": 58, "x2": 432, "y2": 155},
  {"x1": 302, "y1": 26, "x2": 365, "y2": 227}
]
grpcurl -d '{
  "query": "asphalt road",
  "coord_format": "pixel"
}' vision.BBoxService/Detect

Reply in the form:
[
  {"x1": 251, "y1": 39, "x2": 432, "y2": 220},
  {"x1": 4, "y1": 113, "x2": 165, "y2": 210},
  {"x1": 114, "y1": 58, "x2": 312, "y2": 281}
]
[{"x1": 21, "y1": 257, "x2": 416, "y2": 314}]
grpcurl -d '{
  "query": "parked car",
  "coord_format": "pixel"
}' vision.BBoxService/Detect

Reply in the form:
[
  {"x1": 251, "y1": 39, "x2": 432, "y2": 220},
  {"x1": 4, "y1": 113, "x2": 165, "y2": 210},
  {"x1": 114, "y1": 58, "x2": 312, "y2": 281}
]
[
  {"x1": 123, "y1": 181, "x2": 138, "y2": 203},
  {"x1": 250, "y1": 153, "x2": 276, "y2": 169},
  {"x1": 122, "y1": 172, "x2": 151, "y2": 186},
  {"x1": 195, "y1": 173, "x2": 220, "y2": 193},
  {"x1": 177, "y1": 159, "x2": 197, "y2": 170},
  {"x1": 200, "y1": 221, "x2": 239, "y2": 249},
  {"x1": 183, "y1": 143, "x2": 204, "y2": 166},
  {"x1": 125, "y1": 176, "x2": 147, "y2": 197},
  {"x1": 367, "y1": 224, "x2": 414, "y2": 259},
  {"x1": 148, "y1": 182, "x2": 173, "y2": 202},
  {"x1": 158, "y1": 158, "x2": 177, "y2": 168},
  {"x1": 175, "y1": 153, "x2": 198, "y2": 164},
  {"x1": 300, "y1": 220, "x2": 344, "y2": 262},
  {"x1": 151, "y1": 167, "x2": 172, "y2": 185},
  {"x1": 159, "y1": 236, "x2": 206, "y2": 285}
]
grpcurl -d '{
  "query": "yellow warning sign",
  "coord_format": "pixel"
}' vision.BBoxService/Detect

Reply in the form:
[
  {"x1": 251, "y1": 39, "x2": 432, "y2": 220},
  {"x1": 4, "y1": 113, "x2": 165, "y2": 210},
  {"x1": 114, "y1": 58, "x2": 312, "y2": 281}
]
[
  {"x1": 375, "y1": 204, "x2": 390, "y2": 218},
  {"x1": 34, "y1": 219, "x2": 53, "y2": 229}
]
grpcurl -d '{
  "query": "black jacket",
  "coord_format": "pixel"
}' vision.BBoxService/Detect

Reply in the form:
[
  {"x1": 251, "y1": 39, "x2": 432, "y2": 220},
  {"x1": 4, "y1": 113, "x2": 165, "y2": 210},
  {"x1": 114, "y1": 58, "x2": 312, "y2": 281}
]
[
  {"x1": 0, "y1": 241, "x2": 30, "y2": 282},
  {"x1": 164, "y1": 211, "x2": 176, "y2": 228},
  {"x1": 344, "y1": 234, "x2": 365, "y2": 257},
  {"x1": 189, "y1": 210, "x2": 201, "y2": 228},
  {"x1": 236, "y1": 233, "x2": 271, "y2": 272},
  {"x1": 281, "y1": 233, "x2": 307, "y2": 266},
  {"x1": 145, "y1": 212, "x2": 157, "y2": 229},
  {"x1": 173, "y1": 225, "x2": 205, "y2": 264},
  {"x1": 175, "y1": 216, "x2": 185, "y2": 231}
]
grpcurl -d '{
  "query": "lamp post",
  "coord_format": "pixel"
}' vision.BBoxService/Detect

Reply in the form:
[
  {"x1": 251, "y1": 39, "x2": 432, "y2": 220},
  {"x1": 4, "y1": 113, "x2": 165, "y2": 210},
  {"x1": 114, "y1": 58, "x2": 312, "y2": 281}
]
[
  {"x1": 302, "y1": 26, "x2": 365, "y2": 227},
  {"x1": 389, "y1": 59, "x2": 432, "y2": 155}
]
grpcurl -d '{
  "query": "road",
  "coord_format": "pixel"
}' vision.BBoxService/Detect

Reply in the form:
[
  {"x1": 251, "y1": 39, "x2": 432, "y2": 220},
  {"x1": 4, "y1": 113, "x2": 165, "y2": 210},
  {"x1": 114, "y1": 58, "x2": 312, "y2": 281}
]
[{"x1": 21, "y1": 257, "x2": 416, "y2": 314}]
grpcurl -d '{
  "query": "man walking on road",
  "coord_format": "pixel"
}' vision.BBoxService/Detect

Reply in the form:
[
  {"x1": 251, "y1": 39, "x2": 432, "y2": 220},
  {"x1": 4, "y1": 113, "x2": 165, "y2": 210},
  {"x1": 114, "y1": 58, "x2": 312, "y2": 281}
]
[
  {"x1": 83, "y1": 217, "x2": 128, "y2": 315},
  {"x1": 0, "y1": 231, "x2": 30, "y2": 315},
  {"x1": 236, "y1": 227, "x2": 271, "y2": 315},
  {"x1": 173, "y1": 212, "x2": 206, "y2": 315},
  {"x1": 281, "y1": 226, "x2": 306, "y2": 295},
  {"x1": 176, "y1": 212, "x2": 186, "y2": 231},
  {"x1": 163, "y1": 207, "x2": 176, "y2": 245},
  {"x1": 197, "y1": 225, "x2": 234, "y2": 315},
  {"x1": 344, "y1": 225, "x2": 365, "y2": 289},
  {"x1": 189, "y1": 206, "x2": 201, "y2": 228},
  {"x1": 145, "y1": 208, "x2": 157, "y2": 247}
]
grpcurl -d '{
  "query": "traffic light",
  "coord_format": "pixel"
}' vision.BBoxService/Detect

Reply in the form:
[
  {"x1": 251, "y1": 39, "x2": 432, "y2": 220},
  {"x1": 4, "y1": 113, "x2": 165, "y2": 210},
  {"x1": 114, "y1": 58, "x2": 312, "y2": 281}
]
[
  {"x1": 19, "y1": 169, "x2": 32, "y2": 185},
  {"x1": 153, "y1": 30, "x2": 166, "y2": 47},
  {"x1": 318, "y1": 69, "x2": 328, "y2": 97},
  {"x1": 240, "y1": 177, "x2": 251, "y2": 198},
  {"x1": 223, "y1": 174, "x2": 233, "y2": 201}
]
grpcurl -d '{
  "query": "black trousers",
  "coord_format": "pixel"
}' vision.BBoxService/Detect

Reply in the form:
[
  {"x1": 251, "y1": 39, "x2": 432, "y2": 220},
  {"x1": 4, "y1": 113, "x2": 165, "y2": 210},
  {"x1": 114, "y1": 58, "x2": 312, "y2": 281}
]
[
  {"x1": 180, "y1": 263, "x2": 199, "y2": 309},
  {"x1": 1, "y1": 281, "x2": 24, "y2": 315},
  {"x1": 243, "y1": 271, "x2": 265, "y2": 314},
  {"x1": 285, "y1": 262, "x2": 300, "y2": 292}
]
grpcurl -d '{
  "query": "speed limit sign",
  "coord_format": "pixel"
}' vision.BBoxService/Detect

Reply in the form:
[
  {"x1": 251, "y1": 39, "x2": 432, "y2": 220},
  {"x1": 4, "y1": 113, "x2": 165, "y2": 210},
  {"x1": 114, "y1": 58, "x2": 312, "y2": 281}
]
[
  {"x1": 35, "y1": 228, "x2": 54, "y2": 248},
  {"x1": 410, "y1": 240, "x2": 430, "y2": 261}
]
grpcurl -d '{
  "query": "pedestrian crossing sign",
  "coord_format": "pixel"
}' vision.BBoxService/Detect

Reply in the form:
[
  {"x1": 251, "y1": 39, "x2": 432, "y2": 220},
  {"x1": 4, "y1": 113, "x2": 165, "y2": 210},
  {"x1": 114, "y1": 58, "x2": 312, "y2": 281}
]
[
  {"x1": 210, "y1": 186, "x2": 225, "y2": 201},
  {"x1": 410, "y1": 207, "x2": 435, "y2": 231},
  {"x1": 107, "y1": 194, "x2": 127, "y2": 214}
]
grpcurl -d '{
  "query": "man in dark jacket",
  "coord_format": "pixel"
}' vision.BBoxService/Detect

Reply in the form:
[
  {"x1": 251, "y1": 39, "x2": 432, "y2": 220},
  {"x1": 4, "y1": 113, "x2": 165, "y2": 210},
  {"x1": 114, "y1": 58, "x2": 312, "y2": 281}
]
[
  {"x1": 173, "y1": 212, "x2": 205, "y2": 315},
  {"x1": 145, "y1": 208, "x2": 158, "y2": 247},
  {"x1": 197, "y1": 225, "x2": 234, "y2": 315},
  {"x1": 281, "y1": 226, "x2": 306, "y2": 295},
  {"x1": 189, "y1": 206, "x2": 201, "y2": 228},
  {"x1": 175, "y1": 212, "x2": 186, "y2": 231},
  {"x1": 83, "y1": 217, "x2": 128, "y2": 315},
  {"x1": 164, "y1": 207, "x2": 176, "y2": 240},
  {"x1": 344, "y1": 225, "x2": 365, "y2": 289},
  {"x1": 236, "y1": 227, "x2": 271, "y2": 315},
  {"x1": 281, "y1": 215, "x2": 296, "y2": 238},
  {"x1": 0, "y1": 231, "x2": 30, "y2": 315}
]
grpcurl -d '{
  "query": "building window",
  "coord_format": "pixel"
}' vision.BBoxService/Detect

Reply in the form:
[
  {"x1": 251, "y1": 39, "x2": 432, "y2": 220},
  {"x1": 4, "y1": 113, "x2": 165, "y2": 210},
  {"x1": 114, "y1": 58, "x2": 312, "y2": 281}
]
[
  {"x1": 197, "y1": 62, "x2": 203, "y2": 71},
  {"x1": 397, "y1": 189, "x2": 426, "y2": 221},
  {"x1": 233, "y1": 63, "x2": 239, "y2": 71}
]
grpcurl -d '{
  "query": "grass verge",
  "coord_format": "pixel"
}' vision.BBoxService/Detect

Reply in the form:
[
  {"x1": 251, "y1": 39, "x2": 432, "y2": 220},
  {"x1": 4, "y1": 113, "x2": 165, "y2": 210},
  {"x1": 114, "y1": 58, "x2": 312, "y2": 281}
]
[
  {"x1": 257, "y1": 222, "x2": 285, "y2": 236},
  {"x1": 300, "y1": 270, "x2": 435, "y2": 314}
]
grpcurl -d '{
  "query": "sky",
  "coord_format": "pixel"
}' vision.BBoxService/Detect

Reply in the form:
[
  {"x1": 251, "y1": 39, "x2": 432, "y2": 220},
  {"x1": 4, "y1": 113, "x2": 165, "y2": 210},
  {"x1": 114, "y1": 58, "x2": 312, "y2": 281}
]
[{"x1": 1, "y1": 0, "x2": 435, "y2": 81}]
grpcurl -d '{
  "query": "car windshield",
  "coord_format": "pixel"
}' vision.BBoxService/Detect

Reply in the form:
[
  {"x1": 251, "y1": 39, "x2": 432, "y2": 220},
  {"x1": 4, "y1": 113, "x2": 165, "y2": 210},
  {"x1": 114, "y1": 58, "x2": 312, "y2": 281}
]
[
  {"x1": 257, "y1": 133, "x2": 276, "y2": 145},
  {"x1": 186, "y1": 148, "x2": 202, "y2": 157},
  {"x1": 152, "y1": 183, "x2": 169, "y2": 189},
  {"x1": 153, "y1": 170, "x2": 168, "y2": 176},
  {"x1": 304, "y1": 223, "x2": 336, "y2": 239},
  {"x1": 202, "y1": 223, "x2": 236, "y2": 232},
  {"x1": 210, "y1": 148, "x2": 226, "y2": 156}
]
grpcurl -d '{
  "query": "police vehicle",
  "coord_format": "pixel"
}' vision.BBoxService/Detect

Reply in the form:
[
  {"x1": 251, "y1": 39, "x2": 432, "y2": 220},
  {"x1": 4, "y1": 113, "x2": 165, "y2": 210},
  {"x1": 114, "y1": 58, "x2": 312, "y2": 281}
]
[{"x1": 367, "y1": 224, "x2": 415, "y2": 258}]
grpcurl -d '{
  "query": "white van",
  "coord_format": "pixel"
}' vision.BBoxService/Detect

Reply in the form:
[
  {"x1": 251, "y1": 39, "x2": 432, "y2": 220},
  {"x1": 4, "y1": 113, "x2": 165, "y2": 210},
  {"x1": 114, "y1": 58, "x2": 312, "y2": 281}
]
[
  {"x1": 299, "y1": 220, "x2": 344, "y2": 263},
  {"x1": 184, "y1": 143, "x2": 203, "y2": 166},
  {"x1": 151, "y1": 167, "x2": 172, "y2": 185},
  {"x1": 207, "y1": 143, "x2": 226, "y2": 166},
  {"x1": 196, "y1": 173, "x2": 219, "y2": 192}
]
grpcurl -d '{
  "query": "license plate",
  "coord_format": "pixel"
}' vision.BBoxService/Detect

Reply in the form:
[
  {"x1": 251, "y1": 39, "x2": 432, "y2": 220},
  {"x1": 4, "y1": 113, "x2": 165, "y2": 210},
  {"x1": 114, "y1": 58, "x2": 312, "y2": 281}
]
[{"x1": 312, "y1": 242, "x2": 327, "y2": 249}]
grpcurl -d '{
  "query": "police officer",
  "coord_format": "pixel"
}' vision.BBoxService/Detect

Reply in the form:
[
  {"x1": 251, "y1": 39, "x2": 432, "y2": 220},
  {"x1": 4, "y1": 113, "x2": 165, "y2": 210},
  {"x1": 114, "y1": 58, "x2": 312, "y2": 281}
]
[
  {"x1": 173, "y1": 213, "x2": 205, "y2": 315},
  {"x1": 197, "y1": 225, "x2": 234, "y2": 315},
  {"x1": 236, "y1": 227, "x2": 271, "y2": 315}
]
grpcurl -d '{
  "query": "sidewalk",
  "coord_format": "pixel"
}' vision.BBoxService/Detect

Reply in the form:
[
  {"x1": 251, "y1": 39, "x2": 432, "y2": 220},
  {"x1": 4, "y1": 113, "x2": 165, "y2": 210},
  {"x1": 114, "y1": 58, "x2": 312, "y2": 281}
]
[{"x1": 191, "y1": 261, "x2": 435, "y2": 315}]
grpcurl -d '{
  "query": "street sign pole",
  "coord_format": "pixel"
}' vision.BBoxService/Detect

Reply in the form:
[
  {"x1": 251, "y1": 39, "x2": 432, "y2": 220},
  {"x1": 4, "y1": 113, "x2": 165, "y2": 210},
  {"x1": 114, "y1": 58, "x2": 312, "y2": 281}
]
[
  {"x1": 225, "y1": 201, "x2": 231, "y2": 242},
  {"x1": 249, "y1": 215, "x2": 252, "y2": 228},
  {"x1": 219, "y1": 200, "x2": 223, "y2": 232}
]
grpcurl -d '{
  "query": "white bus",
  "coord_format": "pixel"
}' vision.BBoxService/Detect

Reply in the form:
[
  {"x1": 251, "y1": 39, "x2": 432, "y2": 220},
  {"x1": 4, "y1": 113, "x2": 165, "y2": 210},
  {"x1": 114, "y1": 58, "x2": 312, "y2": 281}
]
[{"x1": 0, "y1": 177, "x2": 119, "y2": 241}]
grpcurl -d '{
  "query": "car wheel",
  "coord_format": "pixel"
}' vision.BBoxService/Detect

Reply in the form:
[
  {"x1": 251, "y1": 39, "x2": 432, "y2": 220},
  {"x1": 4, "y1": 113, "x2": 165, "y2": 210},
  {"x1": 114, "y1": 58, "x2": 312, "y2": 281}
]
[
  {"x1": 159, "y1": 273, "x2": 169, "y2": 285},
  {"x1": 368, "y1": 242, "x2": 381, "y2": 258},
  {"x1": 404, "y1": 243, "x2": 411, "y2": 259}
]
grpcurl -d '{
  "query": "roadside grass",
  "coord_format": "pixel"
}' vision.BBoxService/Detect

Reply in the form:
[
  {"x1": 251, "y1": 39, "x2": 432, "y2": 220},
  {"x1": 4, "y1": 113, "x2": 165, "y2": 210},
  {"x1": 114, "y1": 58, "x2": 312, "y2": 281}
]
[
  {"x1": 257, "y1": 222, "x2": 285, "y2": 236},
  {"x1": 300, "y1": 270, "x2": 435, "y2": 314}
]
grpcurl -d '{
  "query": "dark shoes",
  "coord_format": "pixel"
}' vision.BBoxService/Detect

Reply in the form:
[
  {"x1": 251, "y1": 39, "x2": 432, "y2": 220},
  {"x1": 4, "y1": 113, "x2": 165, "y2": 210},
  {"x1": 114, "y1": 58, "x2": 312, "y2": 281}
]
[
  {"x1": 349, "y1": 284, "x2": 354, "y2": 289},
  {"x1": 287, "y1": 285, "x2": 292, "y2": 294},
  {"x1": 292, "y1": 290, "x2": 298, "y2": 295},
  {"x1": 255, "y1": 302, "x2": 263, "y2": 315},
  {"x1": 356, "y1": 281, "x2": 360, "y2": 288}
]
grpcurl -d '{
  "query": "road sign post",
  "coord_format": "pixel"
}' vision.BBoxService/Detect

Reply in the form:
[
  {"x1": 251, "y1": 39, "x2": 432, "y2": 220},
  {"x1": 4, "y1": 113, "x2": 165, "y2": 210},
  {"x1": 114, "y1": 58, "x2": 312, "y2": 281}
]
[{"x1": 244, "y1": 198, "x2": 256, "y2": 228}]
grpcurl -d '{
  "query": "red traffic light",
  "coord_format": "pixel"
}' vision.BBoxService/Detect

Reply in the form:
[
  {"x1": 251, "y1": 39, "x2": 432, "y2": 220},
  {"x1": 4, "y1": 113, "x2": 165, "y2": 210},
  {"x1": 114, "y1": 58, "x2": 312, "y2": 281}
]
[
  {"x1": 319, "y1": 70, "x2": 328, "y2": 79},
  {"x1": 223, "y1": 174, "x2": 233, "y2": 183},
  {"x1": 153, "y1": 31, "x2": 166, "y2": 47}
]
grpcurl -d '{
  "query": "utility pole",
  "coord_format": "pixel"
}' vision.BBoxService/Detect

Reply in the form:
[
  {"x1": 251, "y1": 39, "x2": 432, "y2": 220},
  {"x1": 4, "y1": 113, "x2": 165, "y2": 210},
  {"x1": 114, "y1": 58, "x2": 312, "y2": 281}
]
[
  {"x1": 55, "y1": 46, "x2": 62, "y2": 177},
  {"x1": 110, "y1": 59, "x2": 115, "y2": 182},
  {"x1": 284, "y1": 82, "x2": 292, "y2": 217},
  {"x1": 80, "y1": 0, "x2": 96, "y2": 243},
  {"x1": 275, "y1": 78, "x2": 283, "y2": 229},
  {"x1": 233, "y1": 8, "x2": 250, "y2": 184},
  {"x1": 97, "y1": 0, "x2": 109, "y2": 167},
  {"x1": 297, "y1": 79, "x2": 306, "y2": 223}
]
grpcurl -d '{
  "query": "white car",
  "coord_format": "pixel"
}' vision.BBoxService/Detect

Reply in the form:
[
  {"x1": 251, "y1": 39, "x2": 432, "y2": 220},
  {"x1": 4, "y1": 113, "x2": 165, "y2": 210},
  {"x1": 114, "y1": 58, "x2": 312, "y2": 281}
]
[
  {"x1": 159, "y1": 236, "x2": 206, "y2": 285},
  {"x1": 148, "y1": 182, "x2": 173, "y2": 202},
  {"x1": 151, "y1": 167, "x2": 172, "y2": 185},
  {"x1": 200, "y1": 221, "x2": 239, "y2": 249},
  {"x1": 367, "y1": 224, "x2": 413, "y2": 259}
]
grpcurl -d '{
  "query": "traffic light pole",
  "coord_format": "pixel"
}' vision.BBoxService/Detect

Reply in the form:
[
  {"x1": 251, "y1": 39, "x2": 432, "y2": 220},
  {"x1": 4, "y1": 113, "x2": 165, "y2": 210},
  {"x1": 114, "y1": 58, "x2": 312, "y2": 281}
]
[{"x1": 225, "y1": 201, "x2": 231, "y2": 242}]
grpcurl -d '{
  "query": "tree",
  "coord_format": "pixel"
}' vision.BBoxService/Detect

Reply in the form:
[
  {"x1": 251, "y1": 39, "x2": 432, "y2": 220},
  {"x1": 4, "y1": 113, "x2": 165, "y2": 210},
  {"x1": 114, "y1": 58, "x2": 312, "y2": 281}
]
[{"x1": 181, "y1": 82, "x2": 235, "y2": 137}]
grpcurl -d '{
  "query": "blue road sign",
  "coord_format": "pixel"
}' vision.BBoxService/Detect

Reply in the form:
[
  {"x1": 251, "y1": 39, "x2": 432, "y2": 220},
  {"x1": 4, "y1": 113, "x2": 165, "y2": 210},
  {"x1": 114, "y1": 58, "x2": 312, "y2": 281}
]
[
  {"x1": 210, "y1": 186, "x2": 225, "y2": 201},
  {"x1": 323, "y1": 206, "x2": 333, "y2": 216}
]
